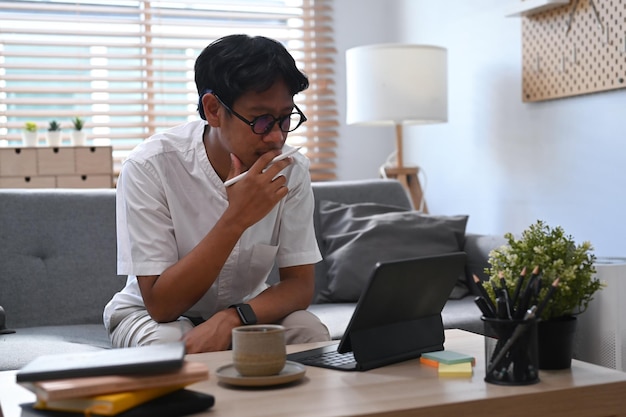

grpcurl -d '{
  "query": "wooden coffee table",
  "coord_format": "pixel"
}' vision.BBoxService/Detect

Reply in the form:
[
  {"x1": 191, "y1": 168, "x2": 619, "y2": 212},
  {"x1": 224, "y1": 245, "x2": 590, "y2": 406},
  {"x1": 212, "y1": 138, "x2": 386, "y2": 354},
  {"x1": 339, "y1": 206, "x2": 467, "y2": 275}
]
[{"x1": 1, "y1": 329, "x2": 626, "y2": 417}]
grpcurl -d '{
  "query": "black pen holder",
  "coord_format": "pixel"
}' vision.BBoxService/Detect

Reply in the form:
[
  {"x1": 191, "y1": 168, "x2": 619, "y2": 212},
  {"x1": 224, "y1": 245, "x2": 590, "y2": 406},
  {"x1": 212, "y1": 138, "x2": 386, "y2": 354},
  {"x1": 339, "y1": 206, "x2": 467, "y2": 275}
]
[{"x1": 482, "y1": 317, "x2": 539, "y2": 386}]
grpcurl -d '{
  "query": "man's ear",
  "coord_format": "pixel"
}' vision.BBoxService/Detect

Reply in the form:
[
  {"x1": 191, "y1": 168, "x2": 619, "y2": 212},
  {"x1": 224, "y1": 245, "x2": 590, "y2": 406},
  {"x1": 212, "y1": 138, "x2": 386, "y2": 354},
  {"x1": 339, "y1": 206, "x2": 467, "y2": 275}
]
[{"x1": 202, "y1": 93, "x2": 221, "y2": 127}]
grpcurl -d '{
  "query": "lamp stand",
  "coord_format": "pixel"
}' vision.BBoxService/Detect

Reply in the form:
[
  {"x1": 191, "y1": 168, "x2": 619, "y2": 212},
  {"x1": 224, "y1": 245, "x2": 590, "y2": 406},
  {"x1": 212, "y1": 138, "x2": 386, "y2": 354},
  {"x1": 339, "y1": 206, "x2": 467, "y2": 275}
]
[
  {"x1": 383, "y1": 124, "x2": 429, "y2": 213},
  {"x1": 384, "y1": 166, "x2": 428, "y2": 213}
]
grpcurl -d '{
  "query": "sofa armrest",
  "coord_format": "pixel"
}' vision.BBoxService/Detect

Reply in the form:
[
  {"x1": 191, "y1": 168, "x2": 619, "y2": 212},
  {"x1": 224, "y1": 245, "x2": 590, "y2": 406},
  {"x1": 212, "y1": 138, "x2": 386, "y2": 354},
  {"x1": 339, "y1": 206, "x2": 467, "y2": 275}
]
[{"x1": 0, "y1": 306, "x2": 15, "y2": 335}]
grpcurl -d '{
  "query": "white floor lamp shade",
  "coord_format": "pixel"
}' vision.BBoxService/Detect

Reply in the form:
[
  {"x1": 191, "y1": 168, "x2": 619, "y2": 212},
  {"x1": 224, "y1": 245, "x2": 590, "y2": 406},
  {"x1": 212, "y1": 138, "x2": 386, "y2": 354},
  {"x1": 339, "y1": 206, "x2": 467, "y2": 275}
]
[{"x1": 346, "y1": 43, "x2": 448, "y2": 128}]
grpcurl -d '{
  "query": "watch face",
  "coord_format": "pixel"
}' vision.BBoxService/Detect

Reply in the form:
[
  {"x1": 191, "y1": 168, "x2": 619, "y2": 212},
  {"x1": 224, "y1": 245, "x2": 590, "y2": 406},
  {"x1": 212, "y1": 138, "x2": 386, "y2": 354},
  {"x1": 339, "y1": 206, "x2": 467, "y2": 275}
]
[{"x1": 236, "y1": 303, "x2": 257, "y2": 325}]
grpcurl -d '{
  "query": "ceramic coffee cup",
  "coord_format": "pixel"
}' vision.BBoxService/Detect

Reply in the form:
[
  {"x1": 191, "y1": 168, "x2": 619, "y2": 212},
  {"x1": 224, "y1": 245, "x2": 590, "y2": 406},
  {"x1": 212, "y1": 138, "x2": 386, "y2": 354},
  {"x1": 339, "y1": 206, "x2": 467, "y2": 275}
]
[{"x1": 232, "y1": 324, "x2": 286, "y2": 377}]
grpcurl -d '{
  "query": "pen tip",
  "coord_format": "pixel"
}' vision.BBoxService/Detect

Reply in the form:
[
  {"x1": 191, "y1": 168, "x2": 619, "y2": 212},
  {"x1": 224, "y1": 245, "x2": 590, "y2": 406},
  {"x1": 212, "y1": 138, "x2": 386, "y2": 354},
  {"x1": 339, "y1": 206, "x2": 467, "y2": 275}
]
[
  {"x1": 532, "y1": 265, "x2": 540, "y2": 275},
  {"x1": 521, "y1": 266, "x2": 527, "y2": 275},
  {"x1": 552, "y1": 277, "x2": 560, "y2": 286},
  {"x1": 473, "y1": 274, "x2": 480, "y2": 283}
]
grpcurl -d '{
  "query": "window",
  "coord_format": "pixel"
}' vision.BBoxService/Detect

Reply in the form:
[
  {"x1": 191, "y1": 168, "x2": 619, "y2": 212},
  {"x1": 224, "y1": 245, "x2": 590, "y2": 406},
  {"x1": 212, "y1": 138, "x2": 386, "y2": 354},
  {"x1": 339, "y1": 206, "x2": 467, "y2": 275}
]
[{"x1": 0, "y1": 0, "x2": 337, "y2": 181}]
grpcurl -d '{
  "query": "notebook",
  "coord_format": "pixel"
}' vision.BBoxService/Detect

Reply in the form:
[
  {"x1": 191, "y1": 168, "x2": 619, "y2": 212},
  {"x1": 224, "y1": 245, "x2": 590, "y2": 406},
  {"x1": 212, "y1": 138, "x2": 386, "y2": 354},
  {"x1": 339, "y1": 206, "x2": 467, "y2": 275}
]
[
  {"x1": 33, "y1": 385, "x2": 186, "y2": 415},
  {"x1": 287, "y1": 252, "x2": 467, "y2": 371},
  {"x1": 21, "y1": 389, "x2": 215, "y2": 417},
  {"x1": 21, "y1": 361, "x2": 209, "y2": 402},
  {"x1": 16, "y1": 342, "x2": 186, "y2": 383}
]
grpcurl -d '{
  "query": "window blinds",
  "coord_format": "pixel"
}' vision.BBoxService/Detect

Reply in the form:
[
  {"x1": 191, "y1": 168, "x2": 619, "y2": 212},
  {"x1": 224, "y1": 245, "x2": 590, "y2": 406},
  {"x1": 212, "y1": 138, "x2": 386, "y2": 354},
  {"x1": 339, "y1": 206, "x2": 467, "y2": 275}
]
[{"x1": 0, "y1": 0, "x2": 337, "y2": 181}]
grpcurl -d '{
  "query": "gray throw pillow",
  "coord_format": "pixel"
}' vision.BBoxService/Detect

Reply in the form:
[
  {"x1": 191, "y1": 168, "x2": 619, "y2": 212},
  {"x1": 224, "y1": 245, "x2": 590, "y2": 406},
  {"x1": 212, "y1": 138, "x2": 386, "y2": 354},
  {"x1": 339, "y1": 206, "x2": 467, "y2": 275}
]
[{"x1": 318, "y1": 200, "x2": 469, "y2": 303}]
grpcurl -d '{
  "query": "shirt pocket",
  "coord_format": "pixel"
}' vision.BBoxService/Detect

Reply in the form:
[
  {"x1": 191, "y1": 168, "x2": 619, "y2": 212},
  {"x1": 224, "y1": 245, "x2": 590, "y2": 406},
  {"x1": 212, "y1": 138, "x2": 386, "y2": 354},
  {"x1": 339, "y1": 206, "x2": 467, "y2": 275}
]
[{"x1": 244, "y1": 243, "x2": 279, "y2": 296}]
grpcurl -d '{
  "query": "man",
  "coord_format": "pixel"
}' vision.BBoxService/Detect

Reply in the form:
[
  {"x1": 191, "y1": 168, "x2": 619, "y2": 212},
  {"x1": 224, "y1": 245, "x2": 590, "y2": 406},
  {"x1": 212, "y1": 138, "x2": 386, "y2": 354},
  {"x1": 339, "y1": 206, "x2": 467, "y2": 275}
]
[{"x1": 103, "y1": 34, "x2": 330, "y2": 353}]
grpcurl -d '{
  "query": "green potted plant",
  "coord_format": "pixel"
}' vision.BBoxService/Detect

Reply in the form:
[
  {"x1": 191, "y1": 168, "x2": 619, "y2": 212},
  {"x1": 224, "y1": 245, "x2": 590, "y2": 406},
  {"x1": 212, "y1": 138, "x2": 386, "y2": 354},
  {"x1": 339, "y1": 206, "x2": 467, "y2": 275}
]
[
  {"x1": 70, "y1": 116, "x2": 86, "y2": 146},
  {"x1": 484, "y1": 220, "x2": 603, "y2": 369},
  {"x1": 46, "y1": 120, "x2": 62, "y2": 147},
  {"x1": 22, "y1": 121, "x2": 39, "y2": 147}
]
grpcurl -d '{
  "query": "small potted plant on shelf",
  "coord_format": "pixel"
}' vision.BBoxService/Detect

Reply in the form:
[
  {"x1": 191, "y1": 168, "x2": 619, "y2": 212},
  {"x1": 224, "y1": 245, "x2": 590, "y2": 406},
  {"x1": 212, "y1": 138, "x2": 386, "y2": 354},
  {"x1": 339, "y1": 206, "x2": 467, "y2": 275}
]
[
  {"x1": 484, "y1": 220, "x2": 603, "y2": 369},
  {"x1": 70, "y1": 116, "x2": 86, "y2": 146},
  {"x1": 46, "y1": 120, "x2": 62, "y2": 147},
  {"x1": 22, "y1": 121, "x2": 39, "y2": 147}
]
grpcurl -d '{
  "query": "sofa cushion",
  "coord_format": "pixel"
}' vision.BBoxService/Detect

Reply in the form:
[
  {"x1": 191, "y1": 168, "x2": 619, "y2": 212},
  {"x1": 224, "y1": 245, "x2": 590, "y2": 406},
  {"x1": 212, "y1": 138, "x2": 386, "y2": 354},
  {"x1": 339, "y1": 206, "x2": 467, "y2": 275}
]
[
  {"x1": 310, "y1": 180, "x2": 412, "y2": 297},
  {"x1": 316, "y1": 200, "x2": 469, "y2": 303},
  {"x1": 0, "y1": 189, "x2": 124, "y2": 328}
]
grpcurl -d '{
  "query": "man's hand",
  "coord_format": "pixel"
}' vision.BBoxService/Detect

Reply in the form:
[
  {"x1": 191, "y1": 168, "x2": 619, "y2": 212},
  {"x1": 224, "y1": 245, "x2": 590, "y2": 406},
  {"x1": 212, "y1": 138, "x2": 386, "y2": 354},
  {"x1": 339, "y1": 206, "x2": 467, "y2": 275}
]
[
  {"x1": 137, "y1": 151, "x2": 295, "y2": 324},
  {"x1": 182, "y1": 309, "x2": 240, "y2": 353},
  {"x1": 224, "y1": 151, "x2": 292, "y2": 230},
  {"x1": 181, "y1": 264, "x2": 316, "y2": 353}
]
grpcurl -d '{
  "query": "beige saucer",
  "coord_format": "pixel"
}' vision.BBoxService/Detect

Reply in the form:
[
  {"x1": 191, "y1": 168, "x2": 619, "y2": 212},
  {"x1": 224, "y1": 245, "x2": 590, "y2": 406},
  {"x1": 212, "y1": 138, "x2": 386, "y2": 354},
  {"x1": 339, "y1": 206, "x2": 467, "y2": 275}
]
[{"x1": 216, "y1": 361, "x2": 306, "y2": 387}]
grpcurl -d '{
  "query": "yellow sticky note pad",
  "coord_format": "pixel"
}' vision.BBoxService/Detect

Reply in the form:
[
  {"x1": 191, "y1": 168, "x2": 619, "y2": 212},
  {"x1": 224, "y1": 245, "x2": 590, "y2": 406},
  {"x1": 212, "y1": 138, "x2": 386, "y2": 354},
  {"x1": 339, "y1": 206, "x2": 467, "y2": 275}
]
[{"x1": 438, "y1": 362, "x2": 473, "y2": 378}]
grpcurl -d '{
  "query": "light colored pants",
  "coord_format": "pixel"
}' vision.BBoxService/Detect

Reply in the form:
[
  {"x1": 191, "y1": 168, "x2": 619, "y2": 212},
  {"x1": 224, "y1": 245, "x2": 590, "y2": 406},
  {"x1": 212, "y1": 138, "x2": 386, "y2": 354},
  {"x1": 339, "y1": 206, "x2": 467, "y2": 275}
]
[{"x1": 109, "y1": 307, "x2": 330, "y2": 348}]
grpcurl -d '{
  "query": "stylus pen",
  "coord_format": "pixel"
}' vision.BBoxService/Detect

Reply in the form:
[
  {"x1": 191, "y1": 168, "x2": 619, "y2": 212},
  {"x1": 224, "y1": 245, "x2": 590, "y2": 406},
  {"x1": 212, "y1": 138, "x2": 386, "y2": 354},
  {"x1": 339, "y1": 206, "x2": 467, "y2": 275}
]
[{"x1": 224, "y1": 146, "x2": 301, "y2": 187}]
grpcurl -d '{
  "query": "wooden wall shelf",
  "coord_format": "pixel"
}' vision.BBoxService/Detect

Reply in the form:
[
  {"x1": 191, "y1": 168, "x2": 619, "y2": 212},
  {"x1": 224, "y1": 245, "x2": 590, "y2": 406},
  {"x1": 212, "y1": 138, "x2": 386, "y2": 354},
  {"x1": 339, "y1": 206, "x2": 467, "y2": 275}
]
[{"x1": 506, "y1": 0, "x2": 570, "y2": 17}]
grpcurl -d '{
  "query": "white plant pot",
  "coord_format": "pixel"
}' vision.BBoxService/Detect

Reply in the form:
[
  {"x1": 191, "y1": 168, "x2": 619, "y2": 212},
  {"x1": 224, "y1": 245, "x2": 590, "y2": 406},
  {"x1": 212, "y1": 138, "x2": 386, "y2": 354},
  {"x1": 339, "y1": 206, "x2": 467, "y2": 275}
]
[
  {"x1": 46, "y1": 131, "x2": 62, "y2": 147},
  {"x1": 21, "y1": 131, "x2": 39, "y2": 147},
  {"x1": 71, "y1": 130, "x2": 87, "y2": 146}
]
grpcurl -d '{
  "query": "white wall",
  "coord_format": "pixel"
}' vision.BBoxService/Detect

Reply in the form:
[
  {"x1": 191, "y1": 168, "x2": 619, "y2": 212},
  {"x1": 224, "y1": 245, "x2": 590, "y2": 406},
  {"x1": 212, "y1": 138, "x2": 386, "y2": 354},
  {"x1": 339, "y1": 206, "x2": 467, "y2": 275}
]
[
  {"x1": 333, "y1": 0, "x2": 400, "y2": 180},
  {"x1": 334, "y1": 0, "x2": 626, "y2": 257}
]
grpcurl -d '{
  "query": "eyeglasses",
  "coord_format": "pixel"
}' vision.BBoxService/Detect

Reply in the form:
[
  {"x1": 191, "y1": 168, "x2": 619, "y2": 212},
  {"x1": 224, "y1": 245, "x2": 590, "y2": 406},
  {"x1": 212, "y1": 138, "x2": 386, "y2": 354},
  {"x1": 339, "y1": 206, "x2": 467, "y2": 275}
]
[{"x1": 214, "y1": 94, "x2": 307, "y2": 135}]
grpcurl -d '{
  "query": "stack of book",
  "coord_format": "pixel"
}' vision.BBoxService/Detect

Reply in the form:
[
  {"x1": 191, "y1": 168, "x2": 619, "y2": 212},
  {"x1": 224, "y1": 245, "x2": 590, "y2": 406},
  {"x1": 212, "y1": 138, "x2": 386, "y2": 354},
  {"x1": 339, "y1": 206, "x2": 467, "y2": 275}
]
[
  {"x1": 16, "y1": 343, "x2": 213, "y2": 416},
  {"x1": 419, "y1": 350, "x2": 475, "y2": 377}
]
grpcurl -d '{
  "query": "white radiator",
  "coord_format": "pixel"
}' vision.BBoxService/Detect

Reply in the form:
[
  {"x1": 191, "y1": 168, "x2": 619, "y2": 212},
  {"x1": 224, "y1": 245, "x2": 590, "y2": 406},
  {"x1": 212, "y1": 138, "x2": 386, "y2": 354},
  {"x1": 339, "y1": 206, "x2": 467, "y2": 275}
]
[{"x1": 573, "y1": 257, "x2": 626, "y2": 371}]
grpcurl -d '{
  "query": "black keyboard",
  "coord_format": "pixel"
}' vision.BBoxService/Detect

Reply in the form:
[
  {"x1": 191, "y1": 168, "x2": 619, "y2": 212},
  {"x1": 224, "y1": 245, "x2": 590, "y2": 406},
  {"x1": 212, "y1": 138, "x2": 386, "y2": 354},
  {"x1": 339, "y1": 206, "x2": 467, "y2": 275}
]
[{"x1": 295, "y1": 350, "x2": 357, "y2": 370}]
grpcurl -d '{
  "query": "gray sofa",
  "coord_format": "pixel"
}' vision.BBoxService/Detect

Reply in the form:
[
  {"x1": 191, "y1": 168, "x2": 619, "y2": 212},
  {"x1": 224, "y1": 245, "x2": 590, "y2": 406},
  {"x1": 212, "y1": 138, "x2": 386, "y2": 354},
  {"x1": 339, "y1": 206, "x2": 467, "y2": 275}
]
[{"x1": 0, "y1": 180, "x2": 504, "y2": 371}]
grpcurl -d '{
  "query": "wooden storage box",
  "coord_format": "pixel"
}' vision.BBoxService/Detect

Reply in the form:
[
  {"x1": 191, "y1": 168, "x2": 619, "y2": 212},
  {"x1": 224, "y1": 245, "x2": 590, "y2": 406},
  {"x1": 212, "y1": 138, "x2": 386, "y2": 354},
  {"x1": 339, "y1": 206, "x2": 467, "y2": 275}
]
[
  {"x1": 0, "y1": 146, "x2": 113, "y2": 189},
  {"x1": 0, "y1": 148, "x2": 38, "y2": 176},
  {"x1": 56, "y1": 174, "x2": 113, "y2": 188}
]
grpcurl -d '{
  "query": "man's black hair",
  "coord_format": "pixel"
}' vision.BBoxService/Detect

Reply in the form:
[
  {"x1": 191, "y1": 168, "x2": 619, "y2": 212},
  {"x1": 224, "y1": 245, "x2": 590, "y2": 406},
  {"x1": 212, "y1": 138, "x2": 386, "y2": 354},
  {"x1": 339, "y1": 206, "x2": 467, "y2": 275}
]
[{"x1": 195, "y1": 34, "x2": 309, "y2": 120}]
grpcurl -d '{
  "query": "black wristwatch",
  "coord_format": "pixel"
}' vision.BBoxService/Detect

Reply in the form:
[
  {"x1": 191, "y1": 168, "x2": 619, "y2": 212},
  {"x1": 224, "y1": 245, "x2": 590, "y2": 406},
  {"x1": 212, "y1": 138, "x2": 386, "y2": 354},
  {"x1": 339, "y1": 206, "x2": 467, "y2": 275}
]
[{"x1": 229, "y1": 303, "x2": 257, "y2": 325}]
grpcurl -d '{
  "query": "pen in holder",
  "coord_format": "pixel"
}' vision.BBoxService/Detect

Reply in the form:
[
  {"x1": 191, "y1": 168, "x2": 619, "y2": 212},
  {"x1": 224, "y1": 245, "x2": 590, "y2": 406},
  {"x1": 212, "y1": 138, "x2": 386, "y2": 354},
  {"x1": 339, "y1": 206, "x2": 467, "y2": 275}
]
[{"x1": 482, "y1": 307, "x2": 539, "y2": 386}]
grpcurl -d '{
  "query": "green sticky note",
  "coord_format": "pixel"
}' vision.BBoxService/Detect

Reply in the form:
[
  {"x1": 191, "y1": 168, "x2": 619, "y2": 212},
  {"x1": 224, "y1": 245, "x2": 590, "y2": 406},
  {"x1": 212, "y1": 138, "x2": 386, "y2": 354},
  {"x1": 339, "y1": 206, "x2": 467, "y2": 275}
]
[{"x1": 421, "y1": 350, "x2": 475, "y2": 365}]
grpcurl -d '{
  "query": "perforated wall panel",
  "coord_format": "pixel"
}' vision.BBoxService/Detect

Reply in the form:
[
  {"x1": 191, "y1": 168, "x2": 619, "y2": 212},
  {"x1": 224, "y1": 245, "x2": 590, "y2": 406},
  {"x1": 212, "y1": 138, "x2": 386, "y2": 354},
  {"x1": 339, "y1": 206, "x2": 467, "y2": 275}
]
[{"x1": 522, "y1": 0, "x2": 626, "y2": 102}]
